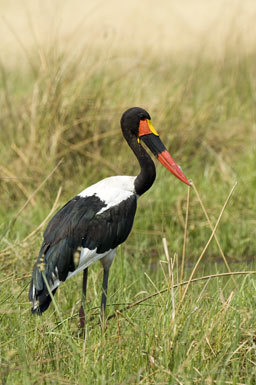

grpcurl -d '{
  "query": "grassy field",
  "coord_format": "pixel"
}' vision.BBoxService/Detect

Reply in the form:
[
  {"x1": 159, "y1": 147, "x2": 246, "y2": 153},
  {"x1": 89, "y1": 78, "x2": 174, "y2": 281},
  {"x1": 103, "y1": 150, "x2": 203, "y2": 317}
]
[{"x1": 1, "y1": 2, "x2": 256, "y2": 384}]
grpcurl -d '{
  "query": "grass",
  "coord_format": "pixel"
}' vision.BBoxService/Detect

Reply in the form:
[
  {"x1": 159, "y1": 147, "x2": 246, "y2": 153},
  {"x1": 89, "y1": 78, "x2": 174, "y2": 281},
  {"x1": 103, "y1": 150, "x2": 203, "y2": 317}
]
[{"x1": 1, "y1": 24, "x2": 256, "y2": 384}]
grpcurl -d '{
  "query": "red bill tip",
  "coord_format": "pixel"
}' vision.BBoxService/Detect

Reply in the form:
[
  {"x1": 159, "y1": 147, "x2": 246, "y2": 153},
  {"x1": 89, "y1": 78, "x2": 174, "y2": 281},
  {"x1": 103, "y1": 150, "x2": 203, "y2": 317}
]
[{"x1": 157, "y1": 150, "x2": 190, "y2": 186}]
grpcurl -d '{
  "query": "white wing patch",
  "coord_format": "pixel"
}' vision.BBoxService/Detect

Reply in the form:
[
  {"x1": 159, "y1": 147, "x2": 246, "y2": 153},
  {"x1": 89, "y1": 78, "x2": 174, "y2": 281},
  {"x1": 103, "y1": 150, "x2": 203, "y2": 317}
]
[{"x1": 78, "y1": 176, "x2": 137, "y2": 215}]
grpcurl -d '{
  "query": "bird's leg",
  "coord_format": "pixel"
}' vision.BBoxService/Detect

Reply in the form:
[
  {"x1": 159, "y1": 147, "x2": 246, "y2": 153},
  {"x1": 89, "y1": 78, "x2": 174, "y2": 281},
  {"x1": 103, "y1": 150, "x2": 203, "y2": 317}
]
[
  {"x1": 79, "y1": 267, "x2": 88, "y2": 328},
  {"x1": 100, "y1": 268, "x2": 109, "y2": 323}
]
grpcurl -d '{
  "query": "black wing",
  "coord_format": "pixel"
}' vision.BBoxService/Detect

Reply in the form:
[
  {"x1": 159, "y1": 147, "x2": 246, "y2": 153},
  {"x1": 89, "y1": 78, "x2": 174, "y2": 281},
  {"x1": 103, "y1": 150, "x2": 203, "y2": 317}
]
[{"x1": 29, "y1": 194, "x2": 137, "y2": 312}]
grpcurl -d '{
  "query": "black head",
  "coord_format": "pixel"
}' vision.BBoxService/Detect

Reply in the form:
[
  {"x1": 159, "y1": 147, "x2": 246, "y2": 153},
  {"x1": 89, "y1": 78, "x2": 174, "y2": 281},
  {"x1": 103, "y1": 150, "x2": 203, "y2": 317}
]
[
  {"x1": 120, "y1": 107, "x2": 151, "y2": 139},
  {"x1": 120, "y1": 106, "x2": 191, "y2": 186}
]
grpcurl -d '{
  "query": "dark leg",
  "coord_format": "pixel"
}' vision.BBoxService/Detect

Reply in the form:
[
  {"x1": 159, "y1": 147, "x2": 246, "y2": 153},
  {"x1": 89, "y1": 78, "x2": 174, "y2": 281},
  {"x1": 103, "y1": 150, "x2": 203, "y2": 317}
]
[
  {"x1": 79, "y1": 267, "x2": 88, "y2": 328},
  {"x1": 100, "y1": 268, "x2": 109, "y2": 320}
]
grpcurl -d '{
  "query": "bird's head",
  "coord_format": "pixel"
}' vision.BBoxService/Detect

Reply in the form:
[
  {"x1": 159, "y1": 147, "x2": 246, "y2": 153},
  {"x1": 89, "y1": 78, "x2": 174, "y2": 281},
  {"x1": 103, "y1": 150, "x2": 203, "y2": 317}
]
[{"x1": 121, "y1": 107, "x2": 191, "y2": 186}]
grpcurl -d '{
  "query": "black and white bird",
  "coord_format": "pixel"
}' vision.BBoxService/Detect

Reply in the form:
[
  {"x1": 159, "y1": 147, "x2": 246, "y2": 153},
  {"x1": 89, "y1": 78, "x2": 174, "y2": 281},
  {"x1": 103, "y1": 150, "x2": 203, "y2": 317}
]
[{"x1": 29, "y1": 107, "x2": 190, "y2": 325}]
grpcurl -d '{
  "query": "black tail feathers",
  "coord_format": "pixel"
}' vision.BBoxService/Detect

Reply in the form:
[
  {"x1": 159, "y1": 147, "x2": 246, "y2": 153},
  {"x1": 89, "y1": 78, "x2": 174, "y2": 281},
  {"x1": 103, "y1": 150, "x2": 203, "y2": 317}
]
[{"x1": 29, "y1": 279, "x2": 58, "y2": 314}]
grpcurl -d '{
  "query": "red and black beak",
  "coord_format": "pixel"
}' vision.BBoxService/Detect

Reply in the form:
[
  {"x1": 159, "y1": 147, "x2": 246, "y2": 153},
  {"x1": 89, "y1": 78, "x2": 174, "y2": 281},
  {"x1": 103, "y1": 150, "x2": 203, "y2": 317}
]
[{"x1": 138, "y1": 119, "x2": 191, "y2": 186}]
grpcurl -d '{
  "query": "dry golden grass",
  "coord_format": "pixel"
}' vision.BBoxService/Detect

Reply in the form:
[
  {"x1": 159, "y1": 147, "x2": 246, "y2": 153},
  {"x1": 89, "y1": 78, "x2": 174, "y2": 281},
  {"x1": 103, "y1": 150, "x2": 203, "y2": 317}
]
[{"x1": 2, "y1": 0, "x2": 256, "y2": 63}]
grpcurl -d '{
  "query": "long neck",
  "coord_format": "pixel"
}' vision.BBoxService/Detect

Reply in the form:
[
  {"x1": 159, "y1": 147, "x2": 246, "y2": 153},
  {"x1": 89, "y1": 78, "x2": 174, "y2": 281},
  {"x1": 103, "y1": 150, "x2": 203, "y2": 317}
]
[{"x1": 127, "y1": 136, "x2": 156, "y2": 196}]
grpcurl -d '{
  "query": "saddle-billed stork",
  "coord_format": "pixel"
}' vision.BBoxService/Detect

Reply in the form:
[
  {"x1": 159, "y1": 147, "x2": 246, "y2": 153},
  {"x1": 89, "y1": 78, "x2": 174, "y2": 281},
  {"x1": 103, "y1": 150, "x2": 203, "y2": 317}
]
[{"x1": 29, "y1": 107, "x2": 190, "y2": 325}]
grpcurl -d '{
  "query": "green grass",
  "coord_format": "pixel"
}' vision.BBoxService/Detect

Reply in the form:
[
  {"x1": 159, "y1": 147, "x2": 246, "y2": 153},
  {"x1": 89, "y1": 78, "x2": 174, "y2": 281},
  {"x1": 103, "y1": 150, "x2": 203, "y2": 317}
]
[
  {"x1": 1, "y1": 42, "x2": 256, "y2": 384},
  {"x1": 1, "y1": 260, "x2": 256, "y2": 384}
]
